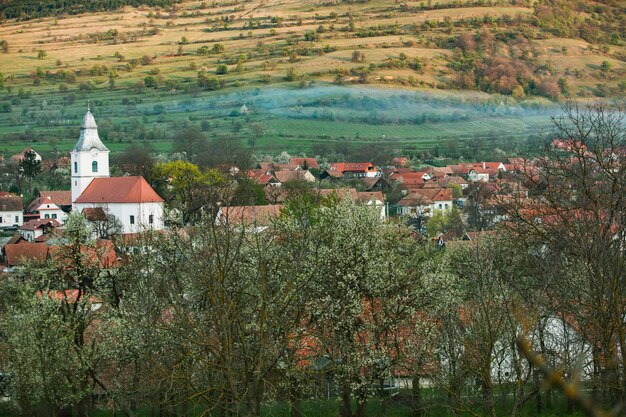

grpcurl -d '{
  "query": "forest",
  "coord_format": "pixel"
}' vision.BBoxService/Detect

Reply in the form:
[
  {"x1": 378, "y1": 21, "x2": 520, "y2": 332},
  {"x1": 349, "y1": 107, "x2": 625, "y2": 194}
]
[{"x1": 0, "y1": 0, "x2": 177, "y2": 20}]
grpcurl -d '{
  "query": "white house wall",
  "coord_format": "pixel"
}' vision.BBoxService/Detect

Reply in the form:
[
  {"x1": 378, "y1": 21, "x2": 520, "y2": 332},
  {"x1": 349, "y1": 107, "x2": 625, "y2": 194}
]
[
  {"x1": 0, "y1": 211, "x2": 23, "y2": 227},
  {"x1": 74, "y1": 202, "x2": 164, "y2": 234}
]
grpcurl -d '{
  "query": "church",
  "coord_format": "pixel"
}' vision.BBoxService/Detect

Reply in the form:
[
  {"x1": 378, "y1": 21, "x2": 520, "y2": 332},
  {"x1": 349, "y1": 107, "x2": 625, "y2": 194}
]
[{"x1": 71, "y1": 107, "x2": 164, "y2": 235}]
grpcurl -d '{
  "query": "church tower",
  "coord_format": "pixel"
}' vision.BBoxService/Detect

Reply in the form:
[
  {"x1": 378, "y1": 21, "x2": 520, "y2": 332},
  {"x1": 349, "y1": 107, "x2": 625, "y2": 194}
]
[{"x1": 71, "y1": 106, "x2": 110, "y2": 204}]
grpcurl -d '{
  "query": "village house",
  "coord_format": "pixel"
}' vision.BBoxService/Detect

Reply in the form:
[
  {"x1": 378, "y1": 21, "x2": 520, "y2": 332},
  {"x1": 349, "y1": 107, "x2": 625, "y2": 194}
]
[
  {"x1": 10, "y1": 147, "x2": 42, "y2": 162},
  {"x1": 248, "y1": 169, "x2": 280, "y2": 187},
  {"x1": 327, "y1": 162, "x2": 379, "y2": 178},
  {"x1": 397, "y1": 188, "x2": 453, "y2": 217},
  {"x1": 257, "y1": 162, "x2": 301, "y2": 172},
  {"x1": 362, "y1": 176, "x2": 392, "y2": 193},
  {"x1": 274, "y1": 170, "x2": 316, "y2": 184},
  {"x1": 70, "y1": 107, "x2": 165, "y2": 235},
  {"x1": 0, "y1": 194, "x2": 23, "y2": 229},
  {"x1": 26, "y1": 190, "x2": 72, "y2": 223},
  {"x1": 18, "y1": 218, "x2": 61, "y2": 242}
]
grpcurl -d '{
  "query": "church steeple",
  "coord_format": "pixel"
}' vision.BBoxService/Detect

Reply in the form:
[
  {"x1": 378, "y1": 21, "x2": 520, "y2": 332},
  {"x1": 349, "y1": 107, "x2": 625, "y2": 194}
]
[
  {"x1": 73, "y1": 105, "x2": 109, "y2": 152},
  {"x1": 71, "y1": 106, "x2": 110, "y2": 204}
]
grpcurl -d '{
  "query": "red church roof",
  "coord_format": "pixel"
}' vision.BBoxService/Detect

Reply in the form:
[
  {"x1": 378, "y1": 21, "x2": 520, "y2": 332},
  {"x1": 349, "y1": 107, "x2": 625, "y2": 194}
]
[{"x1": 75, "y1": 176, "x2": 164, "y2": 204}]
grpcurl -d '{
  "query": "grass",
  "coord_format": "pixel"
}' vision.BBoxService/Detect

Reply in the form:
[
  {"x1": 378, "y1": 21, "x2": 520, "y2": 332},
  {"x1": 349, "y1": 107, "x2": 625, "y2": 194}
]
[{"x1": 0, "y1": 83, "x2": 560, "y2": 159}]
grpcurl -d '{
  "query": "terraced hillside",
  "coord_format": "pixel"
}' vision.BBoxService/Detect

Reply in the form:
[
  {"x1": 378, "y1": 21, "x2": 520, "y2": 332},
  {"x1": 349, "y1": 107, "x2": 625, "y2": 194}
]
[{"x1": 0, "y1": 0, "x2": 623, "y2": 158}]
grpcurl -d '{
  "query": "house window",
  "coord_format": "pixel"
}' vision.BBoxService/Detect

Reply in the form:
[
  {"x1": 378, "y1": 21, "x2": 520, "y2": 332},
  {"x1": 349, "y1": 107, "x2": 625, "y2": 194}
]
[
  {"x1": 52, "y1": 214, "x2": 57, "y2": 219},
  {"x1": 14, "y1": 216, "x2": 18, "y2": 223},
  {"x1": 92, "y1": 161, "x2": 98, "y2": 173},
  {"x1": 74, "y1": 161, "x2": 78, "y2": 173},
  {"x1": 148, "y1": 214, "x2": 154, "y2": 224},
  {"x1": 130, "y1": 215, "x2": 135, "y2": 225},
  {"x1": 438, "y1": 203, "x2": 442, "y2": 209},
  {"x1": 45, "y1": 214, "x2": 50, "y2": 219},
  {"x1": 0, "y1": 217, "x2": 3, "y2": 223}
]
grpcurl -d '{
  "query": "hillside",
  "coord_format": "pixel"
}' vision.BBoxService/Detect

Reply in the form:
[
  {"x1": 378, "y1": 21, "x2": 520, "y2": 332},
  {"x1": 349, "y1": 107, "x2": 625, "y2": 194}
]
[{"x1": 0, "y1": 0, "x2": 623, "y2": 157}]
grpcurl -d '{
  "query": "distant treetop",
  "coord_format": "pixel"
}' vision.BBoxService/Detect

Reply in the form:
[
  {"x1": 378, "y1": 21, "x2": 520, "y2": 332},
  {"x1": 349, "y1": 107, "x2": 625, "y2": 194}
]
[{"x1": 0, "y1": 0, "x2": 179, "y2": 20}]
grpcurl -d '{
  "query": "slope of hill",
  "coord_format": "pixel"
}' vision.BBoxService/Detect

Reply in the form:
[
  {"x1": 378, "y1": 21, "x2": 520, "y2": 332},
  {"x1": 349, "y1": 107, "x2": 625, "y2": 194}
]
[
  {"x1": 0, "y1": 0, "x2": 624, "y2": 98},
  {"x1": 0, "y1": 0, "x2": 623, "y2": 159}
]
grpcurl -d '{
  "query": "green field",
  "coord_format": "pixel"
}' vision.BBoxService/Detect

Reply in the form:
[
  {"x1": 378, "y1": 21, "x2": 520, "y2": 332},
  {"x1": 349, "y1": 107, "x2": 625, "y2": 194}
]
[{"x1": 0, "y1": 84, "x2": 561, "y2": 159}]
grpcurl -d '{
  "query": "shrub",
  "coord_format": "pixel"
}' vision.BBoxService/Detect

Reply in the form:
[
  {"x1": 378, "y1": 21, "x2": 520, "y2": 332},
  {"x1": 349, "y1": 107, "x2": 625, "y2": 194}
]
[{"x1": 216, "y1": 64, "x2": 228, "y2": 75}]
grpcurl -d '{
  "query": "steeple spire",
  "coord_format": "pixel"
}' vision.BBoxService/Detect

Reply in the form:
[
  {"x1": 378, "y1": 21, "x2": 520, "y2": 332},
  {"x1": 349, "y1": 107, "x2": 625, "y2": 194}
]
[{"x1": 73, "y1": 107, "x2": 108, "y2": 152}]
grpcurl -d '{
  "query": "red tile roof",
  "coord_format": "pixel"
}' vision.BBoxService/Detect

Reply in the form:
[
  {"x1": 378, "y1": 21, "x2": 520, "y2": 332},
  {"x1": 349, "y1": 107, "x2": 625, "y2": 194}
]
[
  {"x1": 248, "y1": 170, "x2": 278, "y2": 185},
  {"x1": 274, "y1": 170, "x2": 313, "y2": 183},
  {"x1": 41, "y1": 191, "x2": 72, "y2": 206},
  {"x1": 27, "y1": 190, "x2": 71, "y2": 211},
  {"x1": 398, "y1": 188, "x2": 453, "y2": 206},
  {"x1": 75, "y1": 176, "x2": 164, "y2": 204},
  {"x1": 49, "y1": 239, "x2": 118, "y2": 269},
  {"x1": 289, "y1": 158, "x2": 319, "y2": 169},
  {"x1": 20, "y1": 218, "x2": 61, "y2": 231},
  {"x1": 5, "y1": 242, "x2": 49, "y2": 266},
  {"x1": 0, "y1": 195, "x2": 23, "y2": 211},
  {"x1": 329, "y1": 162, "x2": 376, "y2": 173},
  {"x1": 323, "y1": 169, "x2": 344, "y2": 179}
]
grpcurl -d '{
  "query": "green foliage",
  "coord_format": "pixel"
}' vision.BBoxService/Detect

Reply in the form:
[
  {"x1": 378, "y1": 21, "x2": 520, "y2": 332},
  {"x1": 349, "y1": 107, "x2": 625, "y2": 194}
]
[
  {"x1": 19, "y1": 149, "x2": 41, "y2": 178},
  {"x1": 216, "y1": 64, "x2": 228, "y2": 75},
  {"x1": 425, "y1": 206, "x2": 463, "y2": 237},
  {"x1": 0, "y1": 0, "x2": 176, "y2": 20},
  {"x1": 197, "y1": 71, "x2": 224, "y2": 90},
  {"x1": 151, "y1": 160, "x2": 227, "y2": 224}
]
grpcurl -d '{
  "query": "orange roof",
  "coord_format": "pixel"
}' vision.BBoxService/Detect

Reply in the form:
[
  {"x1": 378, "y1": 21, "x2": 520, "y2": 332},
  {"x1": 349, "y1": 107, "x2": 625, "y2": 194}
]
[
  {"x1": 330, "y1": 162, "x2": 375, "y2": 173},
  {"x1": 75, "y1": 176, "x2": 164, "y2": 204},
  {"x1": 41, "y1": 191, "x2": 72, "y2": 206},
  {"x1": 20, "y1": 218, "x2": 61, "y2": 231},
  {"x1": 398, "y1": 188, "x2": 453, "y2": 206},
  {"x1": 289, "y1": 157, "x2": 319, "y2": 169},
  {"x1": 27, "y1": 190, "x2": 71, "y2": 211},
  {"x1": 248, "y1": 170, "x2": 278, "y2": 185},
  {"x1": 323, "y1": 169, "x2": 344, "y2": 179},
  {"x1": 5, "y1": 242, "x2": 49, "y2": 266},
  {"x1": 49, "y1": 239, "x2": 118, "y2": 269}
]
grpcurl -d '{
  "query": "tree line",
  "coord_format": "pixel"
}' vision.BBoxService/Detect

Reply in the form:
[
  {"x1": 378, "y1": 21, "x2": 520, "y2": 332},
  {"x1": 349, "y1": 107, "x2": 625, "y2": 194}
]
[{"x1": 0, "y1": 0, "x2": 177, "y2": 20}]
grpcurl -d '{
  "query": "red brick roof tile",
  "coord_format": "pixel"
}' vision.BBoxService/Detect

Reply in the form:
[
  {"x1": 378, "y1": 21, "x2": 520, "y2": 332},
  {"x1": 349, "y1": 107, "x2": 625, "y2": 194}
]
[{"x1": 75, "y1": 176, "x2": 163, "y2": 204}]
